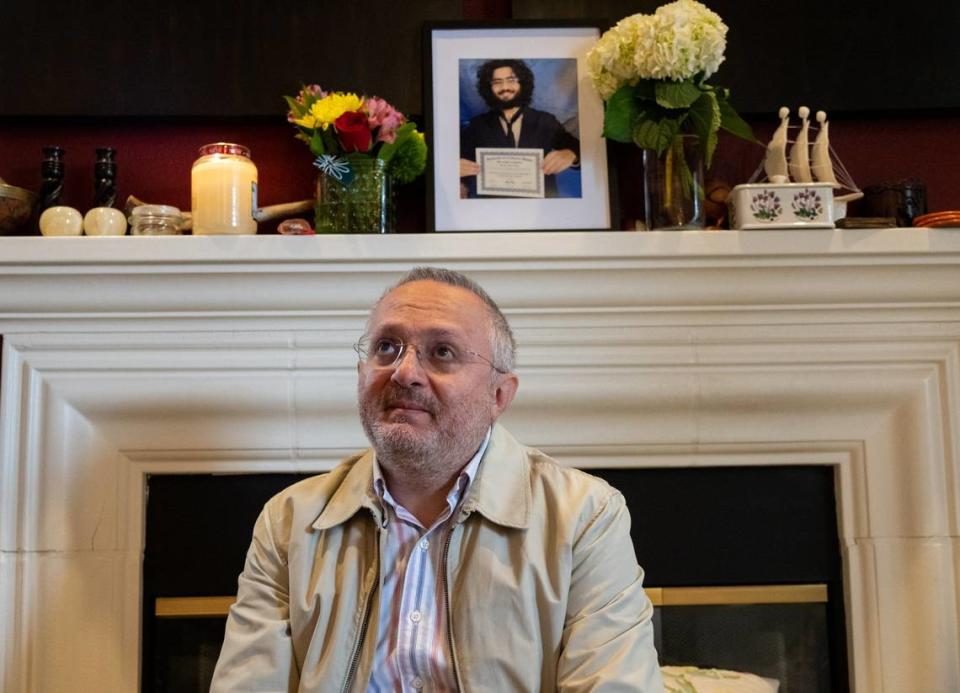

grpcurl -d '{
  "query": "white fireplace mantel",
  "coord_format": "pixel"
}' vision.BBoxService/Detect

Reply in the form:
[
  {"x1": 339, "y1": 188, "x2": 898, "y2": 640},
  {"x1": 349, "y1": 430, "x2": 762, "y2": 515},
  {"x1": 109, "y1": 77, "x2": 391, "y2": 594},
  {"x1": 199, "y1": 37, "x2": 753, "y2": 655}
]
[{"x1": 2, "y1": 229, "x2": 959, "y2": 692}]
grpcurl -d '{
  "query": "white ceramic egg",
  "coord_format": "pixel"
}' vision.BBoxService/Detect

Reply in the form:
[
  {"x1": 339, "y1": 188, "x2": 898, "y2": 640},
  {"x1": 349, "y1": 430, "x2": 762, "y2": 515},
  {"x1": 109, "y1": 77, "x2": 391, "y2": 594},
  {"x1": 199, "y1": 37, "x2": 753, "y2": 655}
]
[
  {"x1": 83, "y1": 207, "x2": 128, "y2": 236},
  {"x1": 39, "y1": 206, "x2": 83, "y2": 237}
]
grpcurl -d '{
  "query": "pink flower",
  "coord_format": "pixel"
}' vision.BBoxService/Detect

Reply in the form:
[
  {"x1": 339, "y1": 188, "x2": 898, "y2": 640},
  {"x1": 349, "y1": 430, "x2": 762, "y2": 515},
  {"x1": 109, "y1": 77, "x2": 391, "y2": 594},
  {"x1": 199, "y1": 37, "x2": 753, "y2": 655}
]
[
  {"x1": 365, "y1": 96, "x2": 406, "y2": 143},
  {"x1": 296, "y1": 84, "x2": 327, "y2": 105}
]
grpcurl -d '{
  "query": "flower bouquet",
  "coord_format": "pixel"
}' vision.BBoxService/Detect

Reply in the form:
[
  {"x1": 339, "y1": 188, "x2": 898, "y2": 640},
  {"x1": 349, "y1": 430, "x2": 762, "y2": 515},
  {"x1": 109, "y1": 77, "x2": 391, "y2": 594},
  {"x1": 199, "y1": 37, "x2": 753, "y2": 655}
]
[
  {"x1": 284, "y1": 86, "x2": 427, "y2": 233},
  {"x1": 586, "y1": 0, "x2": 755, "y2": 229}
]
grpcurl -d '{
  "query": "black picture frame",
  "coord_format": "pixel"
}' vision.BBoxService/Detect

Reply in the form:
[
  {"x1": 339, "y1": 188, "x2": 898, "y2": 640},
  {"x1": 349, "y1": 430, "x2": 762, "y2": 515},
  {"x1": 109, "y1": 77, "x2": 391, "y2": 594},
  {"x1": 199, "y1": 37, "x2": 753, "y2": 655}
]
[{"x1": 423, "y1": 21, "x2": 617, "y2": 233}]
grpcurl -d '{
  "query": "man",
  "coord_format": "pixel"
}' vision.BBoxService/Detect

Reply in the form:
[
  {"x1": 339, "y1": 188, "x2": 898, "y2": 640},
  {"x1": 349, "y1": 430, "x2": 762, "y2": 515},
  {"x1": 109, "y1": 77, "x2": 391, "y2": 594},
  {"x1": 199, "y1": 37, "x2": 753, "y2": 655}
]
[
  {"x1": 210, "y1": 267, "x2": 663, "y2": 691},
  {"x1": 460, "y1": 59, "x2": 580, "y2": 198}
]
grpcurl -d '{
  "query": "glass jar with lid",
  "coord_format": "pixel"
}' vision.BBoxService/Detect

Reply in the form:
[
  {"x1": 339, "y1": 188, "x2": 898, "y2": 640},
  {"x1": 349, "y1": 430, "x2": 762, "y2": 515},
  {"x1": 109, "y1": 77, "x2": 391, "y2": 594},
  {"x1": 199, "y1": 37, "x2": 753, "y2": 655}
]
[
  {"x1": 129, "y1": 204, "x2": 184, "y2": 235},
  {"x1": 191, "y1": 142, "x2": 258, "y2": 235}
]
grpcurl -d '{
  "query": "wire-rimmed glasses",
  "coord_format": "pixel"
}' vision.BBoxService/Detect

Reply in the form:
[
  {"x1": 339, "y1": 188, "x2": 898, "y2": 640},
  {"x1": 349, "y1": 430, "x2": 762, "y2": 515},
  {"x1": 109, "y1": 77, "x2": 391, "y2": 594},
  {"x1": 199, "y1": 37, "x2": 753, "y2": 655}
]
[{"x1": 354, "y1": 337, "x2": 506, "y2": 375}]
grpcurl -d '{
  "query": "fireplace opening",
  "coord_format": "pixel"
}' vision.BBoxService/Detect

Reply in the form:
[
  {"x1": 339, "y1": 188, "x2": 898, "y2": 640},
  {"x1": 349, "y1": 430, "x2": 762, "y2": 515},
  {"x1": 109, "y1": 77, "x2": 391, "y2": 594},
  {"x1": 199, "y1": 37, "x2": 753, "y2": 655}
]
[
  {"x1": 591, "y1": 466, "x2": 847, "y2": 691},
  {"x1": 143, "y1": 465, "x2": 846, "y2": 692}
]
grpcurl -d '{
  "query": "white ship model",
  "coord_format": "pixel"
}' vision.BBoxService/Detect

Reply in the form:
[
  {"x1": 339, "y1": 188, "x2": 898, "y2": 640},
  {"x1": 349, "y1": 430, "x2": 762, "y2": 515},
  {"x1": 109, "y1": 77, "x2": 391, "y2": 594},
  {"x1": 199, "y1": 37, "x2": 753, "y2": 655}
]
[{"x1": 730, "y1": 106, "x2": 863, "y2": 229}]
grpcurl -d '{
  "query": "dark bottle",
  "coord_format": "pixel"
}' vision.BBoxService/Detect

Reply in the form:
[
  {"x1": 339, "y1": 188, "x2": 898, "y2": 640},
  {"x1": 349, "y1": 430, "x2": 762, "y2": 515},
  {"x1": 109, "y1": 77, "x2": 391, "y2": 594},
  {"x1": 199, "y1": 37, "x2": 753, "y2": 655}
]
[
  {"x1": 37, "y1": 146, "x2": 65, "y2": 213},
  {"x1": 93, "y1": 147, "x2": 117, "y2": 208}
]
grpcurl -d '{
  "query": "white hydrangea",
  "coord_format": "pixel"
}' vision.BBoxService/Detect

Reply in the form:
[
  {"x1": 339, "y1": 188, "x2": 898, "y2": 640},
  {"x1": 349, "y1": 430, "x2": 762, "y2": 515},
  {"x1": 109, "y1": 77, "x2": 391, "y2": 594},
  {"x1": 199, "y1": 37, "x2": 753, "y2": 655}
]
[
  {"x1": 654, "y1": 0, "x2": 727, "y2": 79},
  {"x1": 587, "y1": 0, "x2": 728, "y2": 98}
]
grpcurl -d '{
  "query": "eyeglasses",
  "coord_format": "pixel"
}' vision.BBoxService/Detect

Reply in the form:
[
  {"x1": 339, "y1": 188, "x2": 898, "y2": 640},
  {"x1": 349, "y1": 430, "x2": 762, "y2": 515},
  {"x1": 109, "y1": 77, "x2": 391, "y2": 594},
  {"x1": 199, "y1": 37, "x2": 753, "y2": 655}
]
[
  {"x1": 490, "y1": 76, "x2": 519, "y2": 87},
  {"x1": 354, "y1": 337, "x2": 506, "y2": 375}
]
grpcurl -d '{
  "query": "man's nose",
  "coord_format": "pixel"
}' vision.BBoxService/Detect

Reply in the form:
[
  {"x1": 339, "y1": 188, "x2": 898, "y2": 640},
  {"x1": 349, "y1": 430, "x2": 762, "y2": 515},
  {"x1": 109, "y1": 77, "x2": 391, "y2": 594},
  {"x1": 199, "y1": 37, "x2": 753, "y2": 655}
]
[{"x1": 390, "y1": 346, "x2": 427, "y2": 385}]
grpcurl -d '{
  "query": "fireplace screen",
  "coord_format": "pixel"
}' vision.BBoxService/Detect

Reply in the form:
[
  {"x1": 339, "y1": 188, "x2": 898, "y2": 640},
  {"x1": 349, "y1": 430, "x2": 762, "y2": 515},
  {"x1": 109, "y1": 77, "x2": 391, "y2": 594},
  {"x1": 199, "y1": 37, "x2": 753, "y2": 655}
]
[{"x1": 143, "y1": 466, "x2": 846, "y2": 692}]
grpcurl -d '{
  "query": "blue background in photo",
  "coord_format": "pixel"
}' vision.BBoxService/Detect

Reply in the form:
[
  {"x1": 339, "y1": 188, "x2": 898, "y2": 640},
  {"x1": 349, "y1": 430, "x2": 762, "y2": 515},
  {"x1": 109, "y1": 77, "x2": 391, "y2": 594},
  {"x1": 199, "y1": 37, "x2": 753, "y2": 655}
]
[{"x1": 459, "y1": 58, "x2": 581, "y2": 198}]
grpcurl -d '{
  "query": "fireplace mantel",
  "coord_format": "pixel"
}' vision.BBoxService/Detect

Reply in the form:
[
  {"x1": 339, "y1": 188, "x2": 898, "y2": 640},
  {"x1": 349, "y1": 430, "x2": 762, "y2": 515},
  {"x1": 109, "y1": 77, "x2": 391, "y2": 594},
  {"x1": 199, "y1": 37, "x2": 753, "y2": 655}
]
[
  {"x1": 2, "y1": 229, "x2": 960, "y2": 326},
  {"x1": 2, "y1": 229, "x2": 960, "y2": 692}
]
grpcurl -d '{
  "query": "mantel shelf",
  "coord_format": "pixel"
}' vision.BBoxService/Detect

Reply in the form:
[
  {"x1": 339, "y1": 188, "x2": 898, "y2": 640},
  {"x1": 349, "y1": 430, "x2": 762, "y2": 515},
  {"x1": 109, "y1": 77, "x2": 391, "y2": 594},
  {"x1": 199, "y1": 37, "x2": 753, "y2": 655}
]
[
  {"x1": 2, "y1": 229, "x2": 959, "y2": 268},
  {"x1": 2, "y1": 229, "x2": 959, "y2": 331}
]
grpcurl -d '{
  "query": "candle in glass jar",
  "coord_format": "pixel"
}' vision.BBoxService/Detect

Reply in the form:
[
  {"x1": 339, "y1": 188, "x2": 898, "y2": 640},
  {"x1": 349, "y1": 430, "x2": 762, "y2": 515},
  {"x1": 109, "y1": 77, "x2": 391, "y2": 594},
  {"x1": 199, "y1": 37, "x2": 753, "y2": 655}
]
[{"x1": 191, "y1": 142, "x2": 258, "y2": 235}]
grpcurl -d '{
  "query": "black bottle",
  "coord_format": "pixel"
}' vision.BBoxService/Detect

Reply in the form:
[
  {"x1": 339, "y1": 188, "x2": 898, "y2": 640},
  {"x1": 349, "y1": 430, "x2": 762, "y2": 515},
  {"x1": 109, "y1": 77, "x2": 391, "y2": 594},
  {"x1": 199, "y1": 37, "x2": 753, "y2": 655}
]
[
  {"x1": 37, "y1": 146, "x2": 65, "y2": 213},
  {"x1": 93, "y1": 147, "x2": 117, "y2": 208}
]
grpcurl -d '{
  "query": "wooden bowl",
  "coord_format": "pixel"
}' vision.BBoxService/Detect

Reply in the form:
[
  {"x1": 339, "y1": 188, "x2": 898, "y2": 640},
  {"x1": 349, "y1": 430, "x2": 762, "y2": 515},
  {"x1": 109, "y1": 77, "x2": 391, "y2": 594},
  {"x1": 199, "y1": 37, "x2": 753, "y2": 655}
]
[{"x1": 0, "y1": 179, "x2": 37, "y2": 234}]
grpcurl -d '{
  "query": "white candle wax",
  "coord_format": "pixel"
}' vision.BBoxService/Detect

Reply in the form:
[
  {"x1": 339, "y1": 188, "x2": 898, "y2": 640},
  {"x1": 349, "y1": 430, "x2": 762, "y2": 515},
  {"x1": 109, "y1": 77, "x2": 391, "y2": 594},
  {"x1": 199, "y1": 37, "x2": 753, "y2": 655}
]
[{"x1": 191, "y1": 154, "x2": 258, "y2": 235}]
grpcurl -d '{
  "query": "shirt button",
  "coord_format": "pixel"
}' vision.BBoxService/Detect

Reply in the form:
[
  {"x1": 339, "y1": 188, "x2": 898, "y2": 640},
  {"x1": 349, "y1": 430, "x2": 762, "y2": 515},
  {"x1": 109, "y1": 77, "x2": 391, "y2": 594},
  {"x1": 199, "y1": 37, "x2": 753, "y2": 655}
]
[
  {"x1": 409, "y1": 610, "x2": 422, "y2": 623},
  {"x1": 419, "y1": 538, "x2": 429, "y2": 550},
  {"x1": 411, "y1": 677, "x2": 424, "y2": 689}
]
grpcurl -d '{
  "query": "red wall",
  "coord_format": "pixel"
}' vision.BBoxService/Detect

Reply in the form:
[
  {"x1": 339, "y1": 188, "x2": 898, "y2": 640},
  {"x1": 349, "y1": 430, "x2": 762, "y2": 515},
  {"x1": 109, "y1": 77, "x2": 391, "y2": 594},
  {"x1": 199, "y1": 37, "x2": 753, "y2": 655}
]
[{"x1": 2, "y1": 113, "x2": 956, "y2": 233}]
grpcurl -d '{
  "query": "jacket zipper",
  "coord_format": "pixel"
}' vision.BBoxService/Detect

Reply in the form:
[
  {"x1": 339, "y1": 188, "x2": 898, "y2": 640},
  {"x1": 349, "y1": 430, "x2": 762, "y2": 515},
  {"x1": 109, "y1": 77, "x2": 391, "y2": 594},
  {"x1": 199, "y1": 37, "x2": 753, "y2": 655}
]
[
  {"x1": 442, "y1": 524, "x2": 464, "y2": 691},
  {"x1": 341, "y1": 529, "x2": 381, "y2": 693}
]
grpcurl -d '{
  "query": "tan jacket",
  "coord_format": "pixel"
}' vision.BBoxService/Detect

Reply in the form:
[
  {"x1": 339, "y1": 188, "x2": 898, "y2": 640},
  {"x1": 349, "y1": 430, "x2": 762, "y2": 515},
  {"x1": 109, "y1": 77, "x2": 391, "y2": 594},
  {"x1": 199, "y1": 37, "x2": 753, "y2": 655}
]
[{"x1": 210, "y1": 425, "x2": 664, "y2": 692}]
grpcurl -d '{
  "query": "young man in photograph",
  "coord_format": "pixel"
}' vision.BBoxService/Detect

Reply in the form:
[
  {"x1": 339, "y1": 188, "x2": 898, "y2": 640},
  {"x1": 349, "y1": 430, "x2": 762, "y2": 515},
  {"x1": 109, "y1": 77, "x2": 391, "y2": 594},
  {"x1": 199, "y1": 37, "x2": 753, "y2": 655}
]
[{"x1": 459, "y1": 59, "x2": 580, "y2": 198}]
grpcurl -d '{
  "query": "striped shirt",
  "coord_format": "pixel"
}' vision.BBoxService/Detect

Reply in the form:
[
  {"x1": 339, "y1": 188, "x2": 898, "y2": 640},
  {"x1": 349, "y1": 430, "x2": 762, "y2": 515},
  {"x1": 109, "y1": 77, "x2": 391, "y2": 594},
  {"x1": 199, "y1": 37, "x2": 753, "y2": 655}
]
[{"x1": 367, "y1": 429, "x2": 490, "y2": 693}]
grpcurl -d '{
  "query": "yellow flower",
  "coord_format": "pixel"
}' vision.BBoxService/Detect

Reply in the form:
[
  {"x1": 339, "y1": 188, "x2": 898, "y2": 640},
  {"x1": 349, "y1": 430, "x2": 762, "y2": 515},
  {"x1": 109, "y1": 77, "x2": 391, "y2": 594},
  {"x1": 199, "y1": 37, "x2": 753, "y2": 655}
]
[{"x1": 294, "y1": 92, "x2": 364, "y2": 130}]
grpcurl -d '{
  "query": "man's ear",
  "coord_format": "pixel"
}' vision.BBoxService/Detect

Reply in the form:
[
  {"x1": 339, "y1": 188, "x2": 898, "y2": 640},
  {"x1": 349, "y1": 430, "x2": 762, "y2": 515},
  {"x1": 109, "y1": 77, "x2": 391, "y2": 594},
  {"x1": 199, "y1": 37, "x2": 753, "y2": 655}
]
[{"x1": 491, "y1": 372, "x2": 519, "y2": 418}]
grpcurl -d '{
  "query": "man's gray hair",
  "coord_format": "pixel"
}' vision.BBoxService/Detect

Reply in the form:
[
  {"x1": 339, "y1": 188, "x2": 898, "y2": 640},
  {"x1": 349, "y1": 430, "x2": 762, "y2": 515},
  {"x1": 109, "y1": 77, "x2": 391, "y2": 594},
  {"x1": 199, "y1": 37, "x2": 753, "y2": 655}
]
[{"x1": 375, "y1": 266, "x2": 516, "y2": 372}]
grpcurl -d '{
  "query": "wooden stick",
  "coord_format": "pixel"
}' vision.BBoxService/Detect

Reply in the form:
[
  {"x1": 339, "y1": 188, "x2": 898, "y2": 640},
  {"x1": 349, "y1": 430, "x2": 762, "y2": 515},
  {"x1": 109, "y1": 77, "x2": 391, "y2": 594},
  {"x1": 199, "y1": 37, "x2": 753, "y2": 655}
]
[{"x1": 124, "y1": 195, "x2": 313, "y2": 231}]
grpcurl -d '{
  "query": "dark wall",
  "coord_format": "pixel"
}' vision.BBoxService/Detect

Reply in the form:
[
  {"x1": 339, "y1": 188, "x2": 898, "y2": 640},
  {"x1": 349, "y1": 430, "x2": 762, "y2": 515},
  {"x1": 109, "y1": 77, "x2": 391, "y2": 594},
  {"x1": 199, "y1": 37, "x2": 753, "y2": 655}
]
[
  {"x1": 4, "y1": 1, "x2": 957, "y2": 117},
  {"x1": 1, "y1": 1, "x2": 461, "y2": 117},
  {"x1": 515, "y1": 0, "x2": 960, "y2": 115}
]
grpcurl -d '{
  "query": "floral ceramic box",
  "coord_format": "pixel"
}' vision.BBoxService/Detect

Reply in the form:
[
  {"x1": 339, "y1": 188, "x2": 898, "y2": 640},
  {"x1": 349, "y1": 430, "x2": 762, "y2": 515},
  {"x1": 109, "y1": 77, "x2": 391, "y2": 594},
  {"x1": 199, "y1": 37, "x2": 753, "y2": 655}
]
[{"x1": 728, "y1": 182, "x2": 835, "y2": 229}]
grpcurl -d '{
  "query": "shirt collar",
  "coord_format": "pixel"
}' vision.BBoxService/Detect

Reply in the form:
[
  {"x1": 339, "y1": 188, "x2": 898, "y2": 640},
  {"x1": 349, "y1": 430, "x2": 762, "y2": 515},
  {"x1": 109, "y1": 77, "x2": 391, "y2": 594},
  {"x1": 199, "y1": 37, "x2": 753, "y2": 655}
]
[{"x1": 373, "y1": 427, "x2": 491, "y2": 519}]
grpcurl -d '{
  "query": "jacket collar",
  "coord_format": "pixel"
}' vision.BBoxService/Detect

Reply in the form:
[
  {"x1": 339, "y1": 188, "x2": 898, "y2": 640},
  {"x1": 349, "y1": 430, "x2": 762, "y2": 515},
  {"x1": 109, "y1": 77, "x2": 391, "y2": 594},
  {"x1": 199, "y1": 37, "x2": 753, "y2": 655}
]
[
  {"x1": 311, "y1": 423, "x2": 530, "y2": 531},
  {"x1": 312, "y1": 449, "x2": 381, "y2": 530},
  {"x1": 460, "y1": 424, "x2": 530, "y2": 529}
]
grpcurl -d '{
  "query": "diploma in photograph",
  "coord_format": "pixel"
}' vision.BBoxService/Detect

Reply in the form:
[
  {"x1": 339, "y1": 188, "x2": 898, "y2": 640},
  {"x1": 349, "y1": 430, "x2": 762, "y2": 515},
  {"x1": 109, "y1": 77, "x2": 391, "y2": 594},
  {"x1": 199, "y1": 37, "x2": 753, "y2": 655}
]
[{"x1": 475, "y1": 148, "x2": 545, "y2": 198}]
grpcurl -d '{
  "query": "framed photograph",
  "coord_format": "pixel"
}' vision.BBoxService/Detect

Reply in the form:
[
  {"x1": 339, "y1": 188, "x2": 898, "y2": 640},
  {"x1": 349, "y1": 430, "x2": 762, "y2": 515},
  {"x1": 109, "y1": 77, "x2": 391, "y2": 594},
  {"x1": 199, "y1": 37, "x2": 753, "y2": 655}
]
[{"x1": 424, "y1": 22, "x2": 612, "y2": 232}]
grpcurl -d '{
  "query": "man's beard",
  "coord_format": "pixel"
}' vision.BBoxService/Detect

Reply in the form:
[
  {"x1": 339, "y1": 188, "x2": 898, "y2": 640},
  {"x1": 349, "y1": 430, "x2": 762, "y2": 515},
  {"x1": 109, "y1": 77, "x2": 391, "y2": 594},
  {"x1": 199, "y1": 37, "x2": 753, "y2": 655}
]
[
  {"x1": 358, "y1": 382, "x2": 492, "y2": 479},
  {"x1": 496, "y1": 92, "x2": 521, "y2": 109}
]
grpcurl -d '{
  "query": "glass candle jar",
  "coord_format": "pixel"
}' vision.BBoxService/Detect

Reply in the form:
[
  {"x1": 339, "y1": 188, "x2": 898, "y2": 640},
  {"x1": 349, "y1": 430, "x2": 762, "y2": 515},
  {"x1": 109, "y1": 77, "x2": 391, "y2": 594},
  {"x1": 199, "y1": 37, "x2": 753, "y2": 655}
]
[
  {"x1": 129, "y1": 204, "x2": 184, "y2": 235},
  {"x1": 191, "y1": 142, "x2": 258, "y2": 235}
]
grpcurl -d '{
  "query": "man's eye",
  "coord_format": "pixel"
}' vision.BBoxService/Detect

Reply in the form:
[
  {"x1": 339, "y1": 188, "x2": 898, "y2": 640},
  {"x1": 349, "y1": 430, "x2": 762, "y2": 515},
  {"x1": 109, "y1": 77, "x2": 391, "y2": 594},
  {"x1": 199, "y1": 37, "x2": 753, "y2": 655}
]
[
  {"x1": 431, "y1": 344, "x2": 458, "y2": 361},
  {"x1": 374, "y1": 339, "x2": 400, "y2": 356}
]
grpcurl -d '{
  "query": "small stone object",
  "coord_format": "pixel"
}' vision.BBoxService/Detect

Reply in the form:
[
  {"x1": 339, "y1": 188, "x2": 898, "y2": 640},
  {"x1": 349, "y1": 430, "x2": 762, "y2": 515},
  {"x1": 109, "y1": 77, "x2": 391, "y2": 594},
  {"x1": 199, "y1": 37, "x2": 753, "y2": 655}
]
[
  {"x1": 277, "y1": 218, "x2": 315, "y2": 235},
  {"x1": 39, "y1": 206, "x2": 83, "y2": 236},
  {"x1": 83, "y1": 207, "x2": 128, "y2": 236}
]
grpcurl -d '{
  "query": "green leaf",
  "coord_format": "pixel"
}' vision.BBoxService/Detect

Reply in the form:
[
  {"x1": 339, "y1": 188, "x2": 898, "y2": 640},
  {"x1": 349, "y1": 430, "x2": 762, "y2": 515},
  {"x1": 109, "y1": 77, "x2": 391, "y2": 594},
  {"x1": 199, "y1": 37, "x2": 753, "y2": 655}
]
[
  {"x1": 688, "y1": 91, "x2": 720, "y2": 168},
  {"x1": 655, "y1": 80, "x2": 702, "y2": 110},
  {"x1": 308, "y1": 130, "x2": 326, "y2": 157},
  {"x1": 283, "y1": 95, "x2": 304, "y2": 118},
  {"x1": 602, "y1": 86, "x2": 638, "y2": 143},
  {"x1": 633, "y1": 117, "x2": 680, "y2": 155},
  {"x1": 377, "y1": 122, "x2": 417, "y2": 164},
  {"x1": 716, "y1": 92, "x2": 758, "y2": 143},
  {"x1": 321, "y1": 127, "x2": 340, "y2": 156}
]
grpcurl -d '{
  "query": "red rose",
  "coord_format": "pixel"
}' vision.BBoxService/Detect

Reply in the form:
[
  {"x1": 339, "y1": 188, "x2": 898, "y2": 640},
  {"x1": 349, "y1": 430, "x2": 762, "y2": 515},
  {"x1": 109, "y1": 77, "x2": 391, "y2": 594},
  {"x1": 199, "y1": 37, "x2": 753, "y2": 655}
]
[{"x1": 334, "y1": 111, "x2": 372, "y2": 153}]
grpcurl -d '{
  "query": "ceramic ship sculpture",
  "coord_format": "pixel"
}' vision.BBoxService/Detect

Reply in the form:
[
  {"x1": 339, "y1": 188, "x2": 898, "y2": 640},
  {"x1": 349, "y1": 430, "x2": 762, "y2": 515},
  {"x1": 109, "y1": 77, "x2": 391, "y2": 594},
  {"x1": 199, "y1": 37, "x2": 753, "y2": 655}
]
[{"x1": 729, "y1": 106, "x2": 863, "y2": 229}]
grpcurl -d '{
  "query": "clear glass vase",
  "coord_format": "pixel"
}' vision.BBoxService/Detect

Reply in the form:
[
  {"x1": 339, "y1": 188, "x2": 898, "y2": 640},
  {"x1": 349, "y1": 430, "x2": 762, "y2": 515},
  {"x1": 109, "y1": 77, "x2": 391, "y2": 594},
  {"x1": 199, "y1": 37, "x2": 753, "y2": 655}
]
[
  {"x1": 643, "y1": 134, "x2": 705, "y2": 230},
  {"x1": 314, "y1": 158, "x2": 394, "y2": 234}
]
